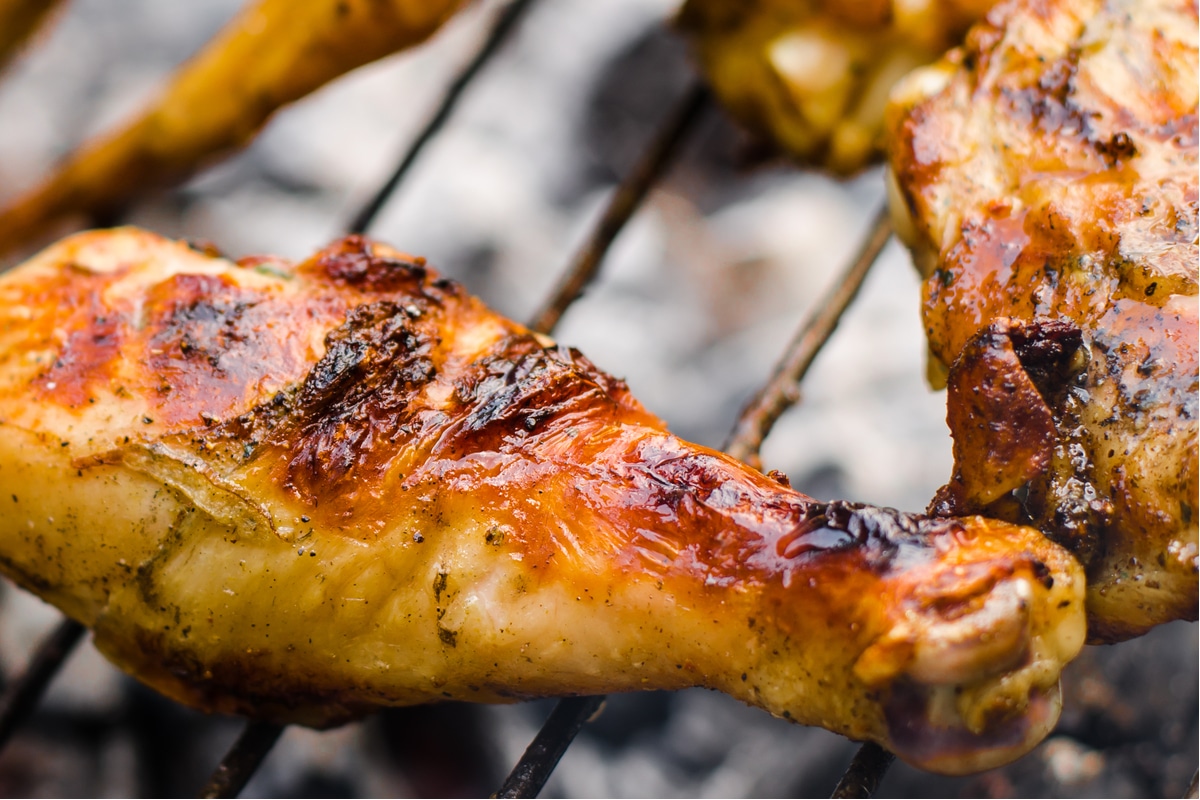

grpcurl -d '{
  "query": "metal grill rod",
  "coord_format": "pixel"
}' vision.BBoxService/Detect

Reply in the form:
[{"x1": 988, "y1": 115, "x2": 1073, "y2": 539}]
[
  {"x1": 0, "y1": 617, "x2": 85, "y2": 753},
  {"x1": 495, "y1": 182, "x2": 896, "y2": 800},
  {"x1": 490, "y1": 80, "x2": 714, "y2": 800},
  {"x1": 724, "y1": 206, "x2": 892, "y2": 465},
  {"x1": 529, "y1": 80, "x2": 710, "y2": 334},
  {"x1": 198, "y1": 721, "x2": 286, "y2": 799},
  {"x1": 347, "y1": 0, "x2": 540, "y2": 236},
  {"x1": 831, "y1": 742, "x2": 896, "y2": 799},
  {"x1": 719, "y1": 207, "x2": 902, "y2": 797},
  {"x1": 494, "y1": 207, "x2": 897, "y2": 796},
  {"x1": 492, "y1": 695, "x2": 606, "y2": 798},
  {"x1": 722, "y1": 214, "x2": 898, "y2": 798}
]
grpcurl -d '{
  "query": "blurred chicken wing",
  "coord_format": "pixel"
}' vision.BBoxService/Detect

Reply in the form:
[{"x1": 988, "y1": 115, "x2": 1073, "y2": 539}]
[{"x1": 0, "y1": 0, "x2": 464, "y2": 258}]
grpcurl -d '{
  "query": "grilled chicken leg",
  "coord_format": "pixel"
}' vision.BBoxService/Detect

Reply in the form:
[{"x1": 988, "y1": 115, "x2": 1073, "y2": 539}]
[
  {"x1": 0, "y1": 229, "x2": 1086, "y2": 774},
  {"x1": 0, "y1": 0, "x2": 464, "y2": 259},
  {"x1": 886, "y1": 0, "x2": 1198, "y2": 640}
]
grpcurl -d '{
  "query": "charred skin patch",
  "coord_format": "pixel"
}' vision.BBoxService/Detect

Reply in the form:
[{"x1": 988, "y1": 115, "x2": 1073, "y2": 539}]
[
  {"x1": 931, "y1": 318, "x2": 1088, "y2": 516},
  {"x1": 441, "y1": 340, "x2": 641, "y2": 457},
  {"x1": 1007, "y1": 318, "x2": 1084, "y2": 402},
  {"x1": 35, "y1": 302, "x2": 123, "y2": 408},
  {"x1": 281, "y1": 301, "x2": 437, "y2": 505},
  {"x1": 622, "y1": 448, "x2": 948, "y2": 581},
  {"x1": 250, "y1": 312, "x2": 958, "y2": 596},
  {"x1": 998, "y1": 50, "x2": 1091, "y2": 143},
  {"x1": 932, "y1": 320, "x2": 1063, "y2": 515}
]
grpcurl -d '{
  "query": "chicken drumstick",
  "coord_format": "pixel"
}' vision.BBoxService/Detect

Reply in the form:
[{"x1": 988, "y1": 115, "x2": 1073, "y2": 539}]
[{"x1": 0, "y1": 229, "x2": 1086, "y2": 774}]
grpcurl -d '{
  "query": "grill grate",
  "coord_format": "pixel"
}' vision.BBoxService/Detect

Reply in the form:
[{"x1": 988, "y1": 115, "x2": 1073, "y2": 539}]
[
  {"x1": 0, "y1": 619, "x2": 85, "y2": 753},
  {"x1": 198, "y1": 722, "x2": 285, "y2": 800},
  {"x1": 0, "y1": 1, "x2": 1193, "y2": 797},
  {"x1": 494, "y1": 696, "x2": 607, "y2": 798}
]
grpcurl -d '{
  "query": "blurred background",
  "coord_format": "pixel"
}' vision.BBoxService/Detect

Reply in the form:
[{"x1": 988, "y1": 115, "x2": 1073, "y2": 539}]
[{"x1": 0, "y1": 0, "x2": 1194, "y2": 796}]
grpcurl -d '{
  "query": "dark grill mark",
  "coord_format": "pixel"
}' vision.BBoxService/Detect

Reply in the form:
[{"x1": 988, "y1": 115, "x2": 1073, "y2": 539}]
[
  {"x1": 445, "y1": 340, "x2": 631, "y2": 456},
  {"x1": 314, "y1": 235, "x2": 432, "y2": 293},
  {"x1": 283, "y1": 301, "x2": 437, "y2": 501},
  {"x1": 1008, "y1": 317, "x2": 1085, "y2": 403}
]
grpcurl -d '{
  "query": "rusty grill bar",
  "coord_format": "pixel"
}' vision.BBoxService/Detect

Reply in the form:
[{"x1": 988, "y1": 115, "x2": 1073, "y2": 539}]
[
  {"x1": 346, "y1": 0, "x2": 540, "y2": 237},
  {"x1": 198, "y1": 722, "x2": 285, "y2": 800},
  {"x1": 528, "y1": 80, "x2": 710, "y2": 336},
  {"x1": 0, "y1": 618, "x2": 85, "y2": 752},
  {"x1": 493, "y1": 695, "x2": 607, "y2": 798}
]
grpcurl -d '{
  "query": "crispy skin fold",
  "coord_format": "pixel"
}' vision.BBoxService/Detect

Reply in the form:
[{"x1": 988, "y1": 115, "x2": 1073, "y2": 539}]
[
  {"x1": 0, "y1": 0, "x2": 464, "y2": 259},
  {"x1": 887, "y1": 0, "x2": 1198, "y2": 641},
  {"x1": 0, "y1": 229, "x2": 1086, "y2": 774},
  {"x1": 677, "y1": 0, "x2": 996, "y2": 173}
]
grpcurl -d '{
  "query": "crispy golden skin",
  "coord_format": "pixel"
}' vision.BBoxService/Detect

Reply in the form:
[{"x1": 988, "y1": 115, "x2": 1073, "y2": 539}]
[
  {"x1": 0, "y1": 229, "x2": 1086, "y2": 775},
  {"x1": 887, "y1": 0, "x2": 1198, "y2": 641},
  {"x1": 677, "y1": 0, "x2": 995, "y2": 173},
  {"x1": 0, "y1": 0, "x2": 464, "y2": 258}
]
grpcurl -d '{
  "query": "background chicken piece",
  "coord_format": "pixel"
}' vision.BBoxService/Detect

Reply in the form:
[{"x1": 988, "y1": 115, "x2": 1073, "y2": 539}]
[
  {"x1": 676, "y1": 0, "x2": 995, "y2": 173},
  {"x1": 0, "y1": 0, "x2": 66, "y2": 75},
  {"x1": 0, "y1": 0, "x2": 464, "y2": 259},
  {"x1": 0, "y1": 228, "x2": 1086, "y2": 775},
  {"x1": 886, "y1": 0, "x2": 1198, "y2": 641}
]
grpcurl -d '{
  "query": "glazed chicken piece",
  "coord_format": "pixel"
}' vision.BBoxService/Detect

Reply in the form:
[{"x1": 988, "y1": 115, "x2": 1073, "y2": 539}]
[
  {"x1": 886, "y1": 0, "x2": 1198, "y2": 641},
  {"x1": 0, "y1": 0, "x2": 464, "y2": 259},
  {"x1": 677, "y1": 0, "x2": 996, "y2": 173},
  {"x1": 0, "y1": 229, "x2": 1086, "y2": 774}
]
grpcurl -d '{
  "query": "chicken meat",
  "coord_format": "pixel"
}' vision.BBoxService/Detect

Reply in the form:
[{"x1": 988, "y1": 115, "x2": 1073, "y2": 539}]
[
  {"x1": 0, "y1": 228, "x2": 1087, "y2": 774},
  {"x1": 0, "y1": 0, "x2": 464, "y2": 259},
  {"x1": 886, "y1": 0, "x2": 1198, "y2": 641},
  {"x1": 677, "y1": 0, "x2": 996, "y2": 173}
]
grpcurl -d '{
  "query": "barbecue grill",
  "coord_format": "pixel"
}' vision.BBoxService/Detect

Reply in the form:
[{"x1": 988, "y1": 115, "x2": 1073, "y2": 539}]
[{"x1": 0, "y1": 0, "x2": 1195, "y2": 796}]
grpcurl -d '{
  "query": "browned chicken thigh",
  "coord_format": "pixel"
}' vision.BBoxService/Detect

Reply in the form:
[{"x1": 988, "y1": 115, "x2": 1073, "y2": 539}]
[
  {"x1": 0, "y1": 228, "x2": 1086, "y2": 774},
  {"x1": 887, "y1": 0, "x2": 1198, "y2": 641}
]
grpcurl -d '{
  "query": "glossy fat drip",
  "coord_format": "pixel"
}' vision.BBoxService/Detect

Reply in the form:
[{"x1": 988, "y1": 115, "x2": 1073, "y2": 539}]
[
  {"x1": 886, "y1": 0, "x2": 1198, "y2": 640},
  {"x1": 0, "y1": 229, "x2": 1085, "y2": 774},
  {"x1": 677, "y1": 0, "x2": 996, "y2": 173}
]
